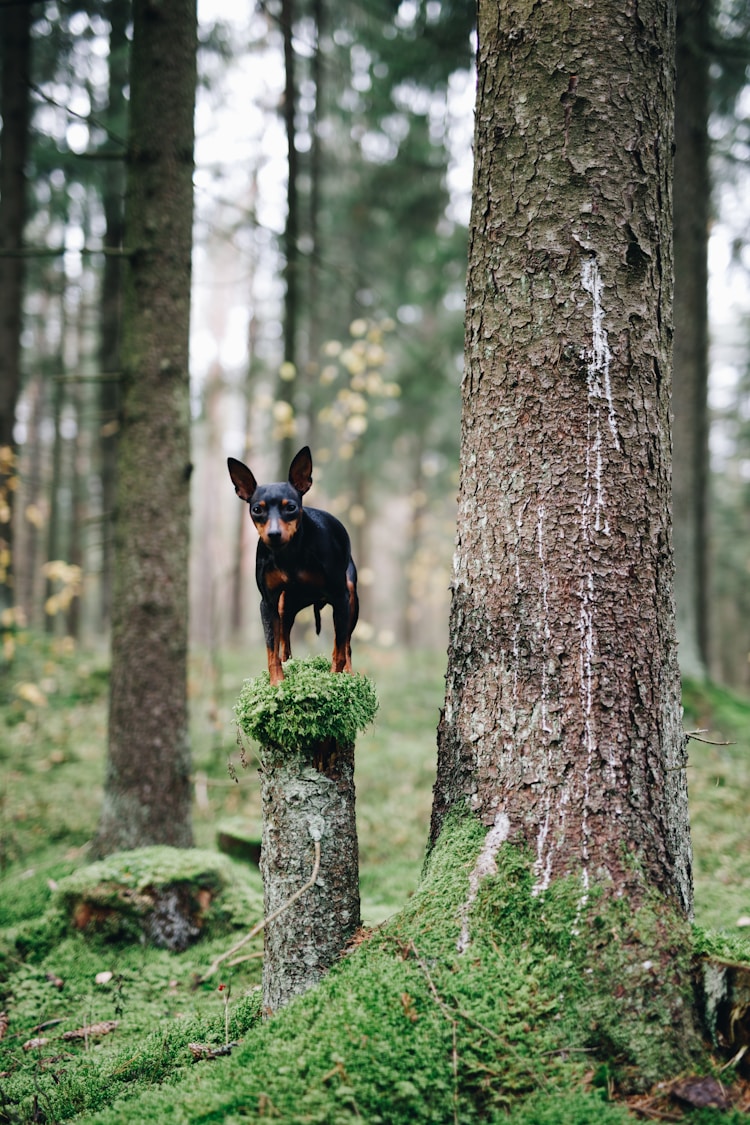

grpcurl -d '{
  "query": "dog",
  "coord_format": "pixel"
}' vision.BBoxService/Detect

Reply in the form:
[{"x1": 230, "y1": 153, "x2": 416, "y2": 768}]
[{"x1": 227, "y1": 446, "x2": 358, "y2": 685}]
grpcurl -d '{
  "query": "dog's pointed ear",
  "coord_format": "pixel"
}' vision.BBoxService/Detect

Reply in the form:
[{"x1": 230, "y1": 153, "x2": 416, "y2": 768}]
[
  {"x1": 227, "y1": 457, "x2": 258, "y2": 502},
  {"x1": 288, "y1": 446, "x2": 313, "y2": 495}
]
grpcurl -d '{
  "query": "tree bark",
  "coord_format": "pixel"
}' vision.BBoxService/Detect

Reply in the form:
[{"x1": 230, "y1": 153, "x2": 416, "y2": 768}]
[
  {"x1": 98, "y1": 0, "x2": 130, "y2": 631},
  {"x1": 260, "y1": 741, "x2": 359, "y2": 1014},
  {"x1": 672, "y1": 0, "x2": 710, "y2": 680},
  {"x1": 0, "y1": 0, "x2": 32, "y2": 613},
  {"x1": 45, "y1": 313, "x2": 67, "y2": 635},
  {"x1": 234, "y1": 658, "x2": 377, "y2": 1012},
  {"x1": 93, "y1": 0, "x2": 197, "y2": 856},
  {"x1": 278, "y1": 0, "x2": 300, "y2": 473},
  {"x1": 431, "y1": 0, "x2": 692, "y2": 916}
]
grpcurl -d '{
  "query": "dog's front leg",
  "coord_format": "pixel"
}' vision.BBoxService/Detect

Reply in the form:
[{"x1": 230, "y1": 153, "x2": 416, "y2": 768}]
[{"x1": 260, "y1": 598, "x2": 285, "y2": 685}]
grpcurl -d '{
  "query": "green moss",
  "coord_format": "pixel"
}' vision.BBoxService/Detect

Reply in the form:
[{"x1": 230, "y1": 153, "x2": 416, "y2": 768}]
[
  {"x1": 54, "y1": 846, "x2": 232, "y2": 899},
  {"x1": 501, "y1": 1090, "x2": 632, "y2": 1124},
  {"x1": 693, "y1": 926, "x2": 750, "y2": 964},
  {"x1": 4, "y1": 646, "x2": 750, "y2": 1123},
  {"x1": 51, "y1": 810, "x2": 713, "y2": 1125},
  {"x1": 49, "y1": 848, "x2": 263, "y2": 948},
  {"x1": 234, "y1": 656, "x2": 378, "y2": 753},
  {"x1": 576, "y1": 891, "x2": 702, "y2": 1087}
]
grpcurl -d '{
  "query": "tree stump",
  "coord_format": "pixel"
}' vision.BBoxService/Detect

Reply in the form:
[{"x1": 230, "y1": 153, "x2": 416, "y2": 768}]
[{"x1": 234, "y1": 656, "x2": 378, "y2": 1013}]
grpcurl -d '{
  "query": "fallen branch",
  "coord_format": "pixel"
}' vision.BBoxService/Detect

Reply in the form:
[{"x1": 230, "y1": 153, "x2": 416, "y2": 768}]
[
  {"x1": 685, "y1": 729, "x2": 734, "y2": 747},
  {"x1": 407, "y1": 940, "x2": 459, "y2": 1125},
  {"x1": 198, "y1": 840, "x2": 321, "y2": 984}
]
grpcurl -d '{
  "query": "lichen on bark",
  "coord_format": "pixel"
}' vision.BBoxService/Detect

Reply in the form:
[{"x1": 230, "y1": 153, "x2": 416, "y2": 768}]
[{"x1": 235, "y1": 657, "x2": 378, "y2": 1013}]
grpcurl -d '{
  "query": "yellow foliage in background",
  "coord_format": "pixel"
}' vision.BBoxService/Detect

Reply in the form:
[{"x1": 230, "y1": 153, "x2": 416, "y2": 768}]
[{"x1": 42, "y1": 561, "x2": 83, "y2": 617}]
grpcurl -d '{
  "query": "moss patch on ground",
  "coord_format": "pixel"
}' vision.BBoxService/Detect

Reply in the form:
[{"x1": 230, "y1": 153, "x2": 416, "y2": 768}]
[
  {"x1": 10, "y1": 812, "x2": 745, "y2": 1125},
  {"x1": 51, "y1": 846, "x2": 263, "y2": 949},
  {"x1": 0, "y1": 849, "x2": 266, "y2": 1123}
]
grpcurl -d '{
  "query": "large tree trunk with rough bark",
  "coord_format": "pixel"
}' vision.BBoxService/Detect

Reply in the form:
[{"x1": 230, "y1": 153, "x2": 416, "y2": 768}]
[
  {"x1": 672, "y1": 0, "x2": 710, "y2": 680},
  {"x1": 93, "y1": 0, "x2": 197, "y2": 857},
  {"x1": 431, "y1": 0, "x2": 693, "y2": 917}
]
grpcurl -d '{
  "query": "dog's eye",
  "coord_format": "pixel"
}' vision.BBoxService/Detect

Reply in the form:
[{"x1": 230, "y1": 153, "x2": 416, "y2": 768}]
[
  {"x1": 251, "y1": 504, "x2": 265, "y2": 516},
  {"x1": 283, "y1": 502, "x2": 298, "y2": 515}
]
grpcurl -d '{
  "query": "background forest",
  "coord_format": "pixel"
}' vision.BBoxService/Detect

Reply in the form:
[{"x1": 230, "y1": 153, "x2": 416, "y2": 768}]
[{"x1": 0, "y1": 0, "x2": 749, "y2": 684}]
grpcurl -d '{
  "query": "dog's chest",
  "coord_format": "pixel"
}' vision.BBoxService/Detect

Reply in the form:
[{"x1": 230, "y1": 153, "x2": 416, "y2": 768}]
[{"x1": 261, "y1": 561, "x2": 327, "y2": 606}]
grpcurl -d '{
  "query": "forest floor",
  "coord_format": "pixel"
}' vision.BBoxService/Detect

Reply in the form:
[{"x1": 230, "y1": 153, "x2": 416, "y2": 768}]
[{"x1": 1, "y1": 634, "x2": 750, "y2": 1123}]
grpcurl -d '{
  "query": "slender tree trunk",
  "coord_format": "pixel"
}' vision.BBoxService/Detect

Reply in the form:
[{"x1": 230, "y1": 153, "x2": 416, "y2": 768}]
[
  {"x1": 230, "y1": 301, "x2": 259, "y2": 643},
  {"x1": 45, "y1": 330, "x2": 66, "y2": 635},
  {"x1": 93, "y1": 0, "x2": 198, "y2": 857},
  {"x1": 18, "y1": 373, "x2": 44, "y2": 625},
  {"x1": 98, "y1": 0, "x2": 130, "y2": 631},
  {"x1": 278, "y1": 0, "x2": 300, "y2": 473},
  {"x1": 66, "y1": 378, "x2": 84, "y2": 639},
  {"x1": 0, "y1": 1, "x2": 32, "y2": 613},
  {"x1": 432, "y1": 0, "x2": 692, "y2": 916},
  {"x1": 306, "y1": 0, "x2": 324, "y2": 408},
  {"x1": 672, "y1": 0, "x2": 710, "y2": 679},
  {"x1": 402, "y1": 435, "x2": 426, "y2": 648}
]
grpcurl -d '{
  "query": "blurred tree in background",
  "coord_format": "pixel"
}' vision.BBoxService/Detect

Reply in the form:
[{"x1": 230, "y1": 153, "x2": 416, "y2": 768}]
[
  {"x1": 92, "y1": 0, "x2": 198, "y2": 856},
  {"x1": 0, "y1": 0, "x2": 32, "y2": 616},
  {"x1": 673, "y1": 0, "x2": 711, "y2": 681},
  {"x1": 706, "y1": 0, "x2": 750, "y2": 689}
]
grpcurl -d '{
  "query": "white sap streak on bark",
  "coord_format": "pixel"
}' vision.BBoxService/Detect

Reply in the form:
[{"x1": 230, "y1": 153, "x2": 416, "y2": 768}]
[
  {"x1": 457, "y1": 811, "x2": 511, "y2": 953},
  {"x1": 533, "y1": 796, "x2": 553, "y2": 895},
  {"x1": 581, "y1": 258, "x2": 619, "y2": 451},
  {"x1": 536, "y1": 504, "x2": 552, "y2": 735},
  {"x1": 577, "y1": 258, "x2": 620, "y2": 896},
  {"x1": 533, "y1": 263, "x2": 620, "y2": 898}
]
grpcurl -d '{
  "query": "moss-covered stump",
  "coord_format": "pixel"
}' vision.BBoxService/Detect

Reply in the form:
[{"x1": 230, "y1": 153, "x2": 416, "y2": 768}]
[
  {"x1": 54, "y1": 847, "x2": 262, "y2": 951},
  {"x1": 235, "y1": 656, "x2": 378, "y2": 1014},
  {"x1": 216, "y1": 818, "x2": 262, "y2": 866}
]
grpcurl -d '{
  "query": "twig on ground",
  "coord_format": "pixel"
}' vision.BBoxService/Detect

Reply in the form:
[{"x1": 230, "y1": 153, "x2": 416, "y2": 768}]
[{"x1": 407, "y1": 941, "x2": 460, "y2": 1125}]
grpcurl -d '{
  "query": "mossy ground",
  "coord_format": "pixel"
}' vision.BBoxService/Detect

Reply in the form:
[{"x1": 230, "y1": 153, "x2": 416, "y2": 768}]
[
  {"x1": 10, "y1": 812, "x2": 750, "y2": 1125},
  {"x1": 2, "y1": 638, "x2": 750, "y2": 1122}
]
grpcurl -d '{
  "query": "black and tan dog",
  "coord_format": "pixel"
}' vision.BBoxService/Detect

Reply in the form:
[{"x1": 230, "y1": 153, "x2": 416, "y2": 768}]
[{"x1": 227, "y1": 447, "x2": 358, "y2": 685}]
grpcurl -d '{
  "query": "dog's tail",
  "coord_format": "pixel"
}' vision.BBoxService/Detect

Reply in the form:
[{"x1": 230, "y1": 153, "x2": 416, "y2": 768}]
[{"x1": 314, "y1": 602, "x2": 323, "y2": 635}]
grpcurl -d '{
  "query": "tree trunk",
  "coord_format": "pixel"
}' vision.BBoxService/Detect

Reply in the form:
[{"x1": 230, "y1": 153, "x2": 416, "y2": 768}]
[
  {"x1": 306, "y1": 0, "x2": 324, "y2": 398},
  {"x1": 229, "y1": 307, "x2": 258, "y2": 643},
  {"x1": 432, "y1": 0, "x2": 692, "y2": 916},
  {"x1": 93, "y1": 0, "x2": 198, "y2": 857},
  {"x1": 45, "y1": 331, "x2": 66, "y2": 635},
  {"x1": 260, "y1": 741, "x2": 359, "y2": 1014},
  {"x1": 66, "y1": 378, "x2": 84, "y2": 640},
  {"x1": 278, "y1": 0, "x2": 300, "y2": 473},
  {"x1": 17, "y1": 373, "x2": 44, "y2": 626},
  {"x1": 0, "y1": 0, "x2": 32, "y2": 614},
  {"x1": 98, "y1": 0, "x2": 130, "y2": 631},
  {"x1": 234, "y1": 658, "x2": 377, "y2": 1013},
  {"x1": 672, "y1": 0, "x2": 710, "y2": 680}
]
